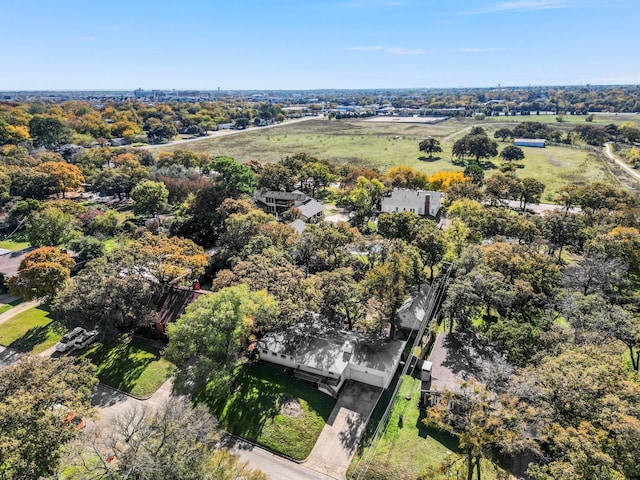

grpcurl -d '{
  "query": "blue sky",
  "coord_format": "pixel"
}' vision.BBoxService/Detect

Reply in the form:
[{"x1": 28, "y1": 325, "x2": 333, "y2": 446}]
[{"x1": 1, "y1": 0, "x2": 638, "y2": 90}]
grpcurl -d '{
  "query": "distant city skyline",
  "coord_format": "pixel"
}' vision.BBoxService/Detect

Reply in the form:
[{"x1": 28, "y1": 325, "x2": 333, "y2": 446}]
[{"x1": 2, "y1": 0, "x2": 639, "y2": 90}]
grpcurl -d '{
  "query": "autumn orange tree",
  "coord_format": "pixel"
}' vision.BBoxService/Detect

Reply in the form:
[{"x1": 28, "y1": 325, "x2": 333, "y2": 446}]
[
  {"x1": 383, "y1": 165, "x2": 430, "y2": 189},
  {"x1": 428, "y1": 171, "x2": 470, "y2": 191},
  {"x1": 34, "y1": 161, "x2": 84, "y2": 198},
  {"x1": 7, "y1": 246, "x2": 75, "y2": 300}
]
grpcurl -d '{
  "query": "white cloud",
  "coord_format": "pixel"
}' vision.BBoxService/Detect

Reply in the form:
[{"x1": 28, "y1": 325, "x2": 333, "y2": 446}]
[
  {"x1": 345, "y1": 46, "x2": 424, "y2": 55},
  {"x1": 466, "y1": 0, "x2": 571, "y2": 14}
]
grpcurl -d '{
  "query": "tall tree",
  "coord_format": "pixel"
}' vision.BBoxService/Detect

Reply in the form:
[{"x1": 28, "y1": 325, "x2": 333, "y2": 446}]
[
  {"x1": 209, "y1": 156, "x2": 256, "y2": 196},
  {"x1": 0, "y1": 356, "x2": 97, "y2": 480},
  {"x1": 166, "y1": 285, "x2": 278, "y2": 395},
  {"x1": 499, "y1": 145, "x2": 525, "y2": 163},
  {"x1": 7, "y1": 246, "x2": 74, "y2": 300},
  {"x1": 64, "y1": 398, "x2": 265, "y2": 480},
  {"x1": 26, "y1": 205, "x2": 79, "y2": 247},
  {"x1": 34, "y1": 161, "x2": 84, "y2": 198},
  {"x1": 419, "y1": 137, "x2": 443, "y2": 159},
  {"x1": 28, "y1": 115, "x2": 73, "y2": 149},
  {"x1": 425, "y1": 380, "x2": 538, "y2": 480},
  {"x1": 130, "y1": 180, "x2": 169, "y2": 215}
]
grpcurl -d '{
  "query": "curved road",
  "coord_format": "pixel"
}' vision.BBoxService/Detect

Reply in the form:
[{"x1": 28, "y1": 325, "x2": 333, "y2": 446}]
[{"x1": 604, "y1": 143, "x2": 640, "y2": 182}]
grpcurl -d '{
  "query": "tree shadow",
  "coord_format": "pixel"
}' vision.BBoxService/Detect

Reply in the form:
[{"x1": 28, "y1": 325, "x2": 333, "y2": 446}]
[
  {"x1": 9, "y1": 323, "x2": 55, "y2": 352},
  {"x1": 202, "y1": 362, "x2": 335, "y2": 447},
  {"x1": 418, "y1": 156, "x2": 442, "y2": 162},
  {"x1": 80, "y1": 336, "x2": 161, "y2": 394}
]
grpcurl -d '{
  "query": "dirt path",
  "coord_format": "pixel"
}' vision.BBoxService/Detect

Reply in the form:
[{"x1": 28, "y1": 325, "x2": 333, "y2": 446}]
[
  {"x1": 443, "y1": 124, "x2": 474, "y2": 142},
  {"x1": 604, "y1": 143, "x2": 640, "y2": 182},
  {"x1": 141, "y1": 115, "x2": 323, "y2": 150}
]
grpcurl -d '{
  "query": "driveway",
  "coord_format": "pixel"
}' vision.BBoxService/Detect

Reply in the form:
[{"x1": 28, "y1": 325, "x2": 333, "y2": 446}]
[{"x1": 304, "y1": 382, "x2": 382, "y2": 479}]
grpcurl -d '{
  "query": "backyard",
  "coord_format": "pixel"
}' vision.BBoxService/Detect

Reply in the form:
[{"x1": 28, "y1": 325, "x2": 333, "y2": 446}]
[
  {"x1": 198, "y1": 361, "x2": 336, "y2": 461},
  {"x1": 151, "y1": 117, "x2": 618, "y2": 202},
  {"x1": 349, "y1": 374, "x2": 507, "y2": 480}
]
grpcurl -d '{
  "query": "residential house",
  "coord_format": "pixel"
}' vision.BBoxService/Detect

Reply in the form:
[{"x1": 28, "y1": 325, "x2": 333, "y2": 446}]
[
  {"x1": 254, "y1": 189, "x2": 325, "y2": 222},
  {"x1": 514, "y1": 138, "x2": 546, "y2": 148},
  {"x1": 259, "y1": 325, "x2": 406, "y2": 396},
  {"x1": 154, "y1": 283, "x2": 208, "y2": 333},
  {"x1": 397, "y1": 284, "x2": 434, "y2": 331},
  {"x1": 380, "y1": 188, "x2": 442, "y2": 218}
]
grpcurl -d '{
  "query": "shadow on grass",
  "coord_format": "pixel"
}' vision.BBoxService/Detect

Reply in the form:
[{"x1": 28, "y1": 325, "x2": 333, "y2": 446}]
[
  {"x1": 81, "y1": 337, "x2": 160, "y2": 394},
  {"x1": 9, "y1": 323, "x2": 56, "y2": 352},
  {"x1": 416, "y1": 409, "x2": 460, "y2": 453},
  {"x1": 418, "y1": 155, "x2": 442, "y2": 162},
  {"x1": 201, "y1": 362, "x2": 335, "y2": 448}
]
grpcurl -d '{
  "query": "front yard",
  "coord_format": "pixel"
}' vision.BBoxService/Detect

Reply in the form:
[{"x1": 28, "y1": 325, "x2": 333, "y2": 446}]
[
  {"x1": 79, "y1": 335, "x2": 176, "y2": 398},
  {"x1": 198, "y1": 362, "x2": 336, "y2": 460},
  {"x1": 0, "y1": 305, "x2": 63, "y2": 354}
]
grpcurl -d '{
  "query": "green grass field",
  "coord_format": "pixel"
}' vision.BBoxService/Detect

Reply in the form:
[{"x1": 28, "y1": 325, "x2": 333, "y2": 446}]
[
  {"x1": 349, "y1": 375, "x2": 507, "y2": 480},
  {"x1": 154, "y1": 117, "x2": 616, "y2": 202},
  {"x1": 198, "y1": 362, "x2": 336, "y2": 460},
  {"x1": 79, "y1": 335, "x2": 176, "y2": 398},
  {"x1": 481, "y1": 112, "x2": 640, "y2": 126},
  {"x1": 0, "y1": 305, "x2": 64, "y2": 354},
  {"x1": 0, "y1": 239, "x2": 30, "y2": 251}
]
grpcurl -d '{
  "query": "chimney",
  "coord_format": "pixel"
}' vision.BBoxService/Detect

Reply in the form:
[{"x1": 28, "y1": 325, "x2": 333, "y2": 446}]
[{"x1": 192, "y1": 279, "x2": 201, "y2": 291}]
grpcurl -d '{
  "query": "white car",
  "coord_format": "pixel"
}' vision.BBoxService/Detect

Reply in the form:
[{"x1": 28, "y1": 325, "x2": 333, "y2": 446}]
[
  {"x1": 55, "y1": 327, "x2": 86, "y2": 353},
  {"x1": 72, "y1": 330, "x2": 99, "y2": 350}
]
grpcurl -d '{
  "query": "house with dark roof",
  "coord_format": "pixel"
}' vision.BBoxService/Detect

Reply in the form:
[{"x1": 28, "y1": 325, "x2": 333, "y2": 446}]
[
  {"x1": 258, "y1": 325, "x2": 406, "y2": 396},
  {"x1": 154, "y1": 285, "x2": 209, "y2": 333},
  {"x1": 397, "y1": 284, "x2": 435, "y2": 331},
  {"x1": 254, "y1": 189, "x2": 325, "y2": 222}
]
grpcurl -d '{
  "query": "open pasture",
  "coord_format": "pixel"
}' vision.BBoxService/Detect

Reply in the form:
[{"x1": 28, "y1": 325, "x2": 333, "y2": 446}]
[{"x1": 156, "y1": 118, "x2": 618, "y2": 202}]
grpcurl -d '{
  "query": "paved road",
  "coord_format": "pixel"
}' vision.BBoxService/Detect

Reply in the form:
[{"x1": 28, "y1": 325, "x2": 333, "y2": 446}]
[
  {"x1": 604, "y1": 143, "x2": 640, "y2": 183},
  {"x1": 500, "y1": 200, "x2": 579, "y2": 215},
  {"x1": 141, "y1": 115, "x2": 323, "y2": 150},
  {"x1": 220, "y1": 435, "x2": 333, "y2": 480}
]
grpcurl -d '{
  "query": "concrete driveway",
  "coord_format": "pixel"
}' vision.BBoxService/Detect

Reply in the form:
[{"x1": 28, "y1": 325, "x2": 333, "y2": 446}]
[{"x1": 304, "y1": 382, "x2": 382, "y2": 479}]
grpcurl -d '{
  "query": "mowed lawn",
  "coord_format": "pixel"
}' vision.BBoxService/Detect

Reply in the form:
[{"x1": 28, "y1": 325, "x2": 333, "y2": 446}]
[
  {"x1": 156, "y1": 117, "x2": 616, "y2": 202},
  {"x1": 0, "y1": 239, "x2": 30, "y2": 251},
  {"x1": 349, "y1": 375, "x2": 507, "y2": 480},
  {"x1": 79, "y1": 335, "x2": 176, "y2": 398},
  {"x1": 198, "y1": 362, "x2": 336, "y2": 460},
  {"x1": 0, "y1": 305, "x2": 63, "y2": 354}
]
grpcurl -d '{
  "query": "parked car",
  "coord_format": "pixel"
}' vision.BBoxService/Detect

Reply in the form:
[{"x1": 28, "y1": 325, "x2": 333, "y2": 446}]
[
  {"x1": 55, "y1": 327, "x2": 86, "y2": 353},
  {"x1": 53, "y1": 404, "x2": 86, "y2": 430},
  {"x1": 65, "y1": 413, "x2": 85, "y2": 430},
  {"x1": 73, "y1": 330, "x2": 99, "y2": 350}
]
